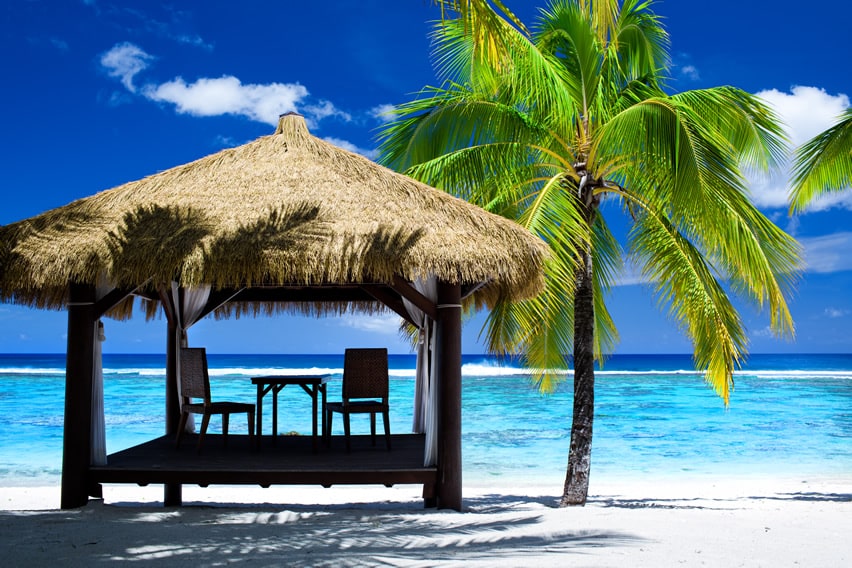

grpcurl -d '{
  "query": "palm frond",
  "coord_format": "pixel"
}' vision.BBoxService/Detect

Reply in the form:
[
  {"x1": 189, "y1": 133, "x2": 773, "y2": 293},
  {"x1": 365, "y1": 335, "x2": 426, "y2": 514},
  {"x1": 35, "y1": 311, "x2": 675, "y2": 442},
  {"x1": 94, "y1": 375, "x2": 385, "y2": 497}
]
[
  {"x1": 597, "y1": 87, "x2": 800, "y2": 396},
  {"x1": 434, "y1": 0, "x2": 530, "y2": 66},
  {"x1": 671, "y1": 87, "x2": 788, "y2": 172},
  {"x1": 590, "y1": 213, "x2": 621, "y2": 358},
  {"x1": 514, "y1": 264, "x2": 577, "y2": 393},
  {"x1": 610, "y1": 0, "x2": 669, "y2": 83},
  {"x1": 631, "y1": 207, "x2": 745, "y2": 404},
  {"x1": 790, "y1": 107, "x2": 852, "y2": 213},
  {"x1": 535, "y1": 1, "x2": 602, "y2": 124}
]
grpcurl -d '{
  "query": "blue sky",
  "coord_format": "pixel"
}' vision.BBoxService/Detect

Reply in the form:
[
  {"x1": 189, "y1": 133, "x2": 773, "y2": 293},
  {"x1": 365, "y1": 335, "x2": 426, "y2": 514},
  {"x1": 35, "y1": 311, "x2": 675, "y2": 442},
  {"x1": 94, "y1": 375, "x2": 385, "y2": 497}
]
[{"x1": 1, "y1": 0, "x2": 850, "y2": 356}]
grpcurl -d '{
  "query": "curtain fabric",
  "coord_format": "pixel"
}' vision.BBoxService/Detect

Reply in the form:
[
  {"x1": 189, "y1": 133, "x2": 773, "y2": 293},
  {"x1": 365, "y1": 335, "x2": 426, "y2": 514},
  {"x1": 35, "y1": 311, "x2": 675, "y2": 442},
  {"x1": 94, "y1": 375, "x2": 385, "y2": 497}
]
[
  {"x1": 89, "y1": 275, "x2": 115, "y2": 466},
  {"x1": 90, "y1": 320, "x2": 107, "y2": 465},
  {"x1": 171, "y1": 283, "x2": 212, "y2": 432},
  {"x1": 401, "y1": 277, "x2": 438, "y2": 466},
  {"x1": 411, "y1": 321, "x2": 430, "y2": 433}
]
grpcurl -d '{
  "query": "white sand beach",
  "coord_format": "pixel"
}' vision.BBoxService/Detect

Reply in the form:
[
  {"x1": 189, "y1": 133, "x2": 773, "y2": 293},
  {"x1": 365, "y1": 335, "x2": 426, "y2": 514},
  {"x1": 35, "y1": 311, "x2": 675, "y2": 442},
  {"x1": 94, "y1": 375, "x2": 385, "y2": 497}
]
[{"x1": 2, "y1": 476, "x2": 849, "y2": 567}]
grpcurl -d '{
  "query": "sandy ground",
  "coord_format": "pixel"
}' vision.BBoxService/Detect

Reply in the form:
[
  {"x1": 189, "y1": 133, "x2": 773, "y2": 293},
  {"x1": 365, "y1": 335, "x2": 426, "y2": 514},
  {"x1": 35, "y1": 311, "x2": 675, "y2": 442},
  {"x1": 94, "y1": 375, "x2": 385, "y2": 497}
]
[{"x1": 1, "y1": 477, "x2": 850, "y2": 567}]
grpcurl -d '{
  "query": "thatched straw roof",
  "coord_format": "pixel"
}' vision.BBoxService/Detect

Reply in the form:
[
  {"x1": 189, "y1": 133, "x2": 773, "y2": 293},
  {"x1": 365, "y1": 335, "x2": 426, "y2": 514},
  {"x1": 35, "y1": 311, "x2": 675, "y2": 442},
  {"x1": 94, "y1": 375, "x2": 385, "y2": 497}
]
[{"x1": 0, "y1": 113, "x2": 548, "y2": 315}]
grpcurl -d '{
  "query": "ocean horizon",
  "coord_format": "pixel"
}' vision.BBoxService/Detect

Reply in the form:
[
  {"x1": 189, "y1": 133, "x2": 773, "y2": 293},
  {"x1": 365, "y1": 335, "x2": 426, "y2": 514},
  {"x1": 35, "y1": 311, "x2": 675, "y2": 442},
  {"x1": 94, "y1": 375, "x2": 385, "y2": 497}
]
[{"x1": 1, "y1": 352, "x2": 850, "y2": 490}]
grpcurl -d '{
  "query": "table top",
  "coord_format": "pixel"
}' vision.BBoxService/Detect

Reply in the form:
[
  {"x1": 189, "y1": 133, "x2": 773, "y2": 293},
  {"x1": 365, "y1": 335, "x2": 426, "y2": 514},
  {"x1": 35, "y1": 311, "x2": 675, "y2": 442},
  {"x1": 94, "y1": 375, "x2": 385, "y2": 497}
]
[{"x1": 251, "y1": 375, "x2": 330, "y2": 386}]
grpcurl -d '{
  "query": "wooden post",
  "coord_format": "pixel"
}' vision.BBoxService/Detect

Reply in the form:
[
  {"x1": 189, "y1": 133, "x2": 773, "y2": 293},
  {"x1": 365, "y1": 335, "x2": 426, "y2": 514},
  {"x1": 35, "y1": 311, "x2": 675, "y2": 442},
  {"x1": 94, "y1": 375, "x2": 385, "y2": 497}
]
[
  {"x1": 165, "y1": 317, "x2": 181, "y2": 435},
  {"x1": 435, "y1": 281, "x2": 462, "y2": 511},
  {"x1": 61, "y1": 283, "x2": 96, "y2": 509},
  {"x1": 164, "y1": 315, "x2": 182, "y2": 506}
]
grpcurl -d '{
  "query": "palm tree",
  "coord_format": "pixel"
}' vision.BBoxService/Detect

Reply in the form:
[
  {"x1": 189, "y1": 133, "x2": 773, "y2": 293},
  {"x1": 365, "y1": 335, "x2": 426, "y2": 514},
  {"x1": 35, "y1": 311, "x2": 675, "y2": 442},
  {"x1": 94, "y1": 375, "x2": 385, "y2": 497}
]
[
  {"x1": 431, "y1": 0, "x2": 530, "y2": 63},
  {"x1": 383, "y1": 0, "x2": 801, "y2": 505},
  {"x1": 789, "y1": 107, "x2": 852, "y2": 212}
]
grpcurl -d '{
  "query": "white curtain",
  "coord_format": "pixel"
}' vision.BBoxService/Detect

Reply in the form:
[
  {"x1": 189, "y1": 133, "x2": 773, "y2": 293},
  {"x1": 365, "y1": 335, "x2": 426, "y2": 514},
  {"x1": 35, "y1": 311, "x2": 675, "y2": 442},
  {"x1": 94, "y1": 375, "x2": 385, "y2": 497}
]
[
  {"x1": 402, "y1": 277, "x2": 439, "y2": 466},
  {"x1": 171, "y1": 283, "x2": 212, "y2": 432},
  {"x1": 90, "y1": 320, "x2": 107, "y2": 465},
  {"x1": 425, "y1": 321, "x2": 438, "y2": 467},
  {"x1": 411, "y1": 321, "x2": 430, "y2": 433},
  {"x1": 89, "y1": 275, "x2": 115, "y2": 466}
]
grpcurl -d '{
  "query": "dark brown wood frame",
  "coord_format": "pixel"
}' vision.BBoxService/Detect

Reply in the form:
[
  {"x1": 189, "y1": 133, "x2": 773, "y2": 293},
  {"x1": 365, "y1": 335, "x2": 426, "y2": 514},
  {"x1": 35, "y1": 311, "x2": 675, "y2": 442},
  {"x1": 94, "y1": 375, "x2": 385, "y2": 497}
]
[{"x1": 61, "y1": 278, "x2": 464, "y2": 511}]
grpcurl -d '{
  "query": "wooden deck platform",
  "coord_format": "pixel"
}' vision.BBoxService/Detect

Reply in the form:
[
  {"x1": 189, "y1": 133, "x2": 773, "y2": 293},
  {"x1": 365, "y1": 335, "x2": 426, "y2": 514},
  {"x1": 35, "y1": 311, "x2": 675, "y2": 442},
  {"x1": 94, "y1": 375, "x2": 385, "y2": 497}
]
[{"x1": 90, "y1": 433, "x2": 437, "y2": 495}]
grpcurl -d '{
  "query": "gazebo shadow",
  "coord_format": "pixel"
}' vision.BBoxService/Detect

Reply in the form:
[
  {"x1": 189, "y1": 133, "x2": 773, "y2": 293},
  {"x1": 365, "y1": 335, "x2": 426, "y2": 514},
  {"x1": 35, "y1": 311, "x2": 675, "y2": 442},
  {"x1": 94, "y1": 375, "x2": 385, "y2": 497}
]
[{"x1": 0, "y1": 498, "x2": 645, "y2": 566}]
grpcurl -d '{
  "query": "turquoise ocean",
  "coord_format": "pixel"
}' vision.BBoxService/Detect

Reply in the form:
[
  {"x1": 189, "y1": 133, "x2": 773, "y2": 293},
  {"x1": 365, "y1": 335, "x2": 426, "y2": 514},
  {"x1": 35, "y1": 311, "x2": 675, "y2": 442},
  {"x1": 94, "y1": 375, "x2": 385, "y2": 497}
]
[{"x1": 1, "y1": 353, "x2": 850, "y2": 488}]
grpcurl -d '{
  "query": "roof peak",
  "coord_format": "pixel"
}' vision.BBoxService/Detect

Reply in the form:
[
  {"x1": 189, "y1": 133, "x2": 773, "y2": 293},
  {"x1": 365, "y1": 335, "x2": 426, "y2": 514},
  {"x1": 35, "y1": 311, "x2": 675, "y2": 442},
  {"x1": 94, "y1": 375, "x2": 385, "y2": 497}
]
[{"x1": 275, "y1": 112, "x2": 307, "y2": 135}]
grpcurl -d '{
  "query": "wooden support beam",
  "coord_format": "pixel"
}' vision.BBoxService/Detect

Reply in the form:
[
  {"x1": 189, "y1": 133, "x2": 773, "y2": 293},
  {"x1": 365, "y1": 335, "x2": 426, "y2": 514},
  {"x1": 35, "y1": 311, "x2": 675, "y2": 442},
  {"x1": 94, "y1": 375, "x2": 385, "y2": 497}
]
[
  {"x1": 164, "y1": 317, "x2": 181, "y2": 435},
  {"x1": 61, "y1": 283, "x2": 97, "y2": 509},
  {"x1": 93, "y1": 288, "x2": 130, "y2": 318},
  {"x1": 361, "y1": 284, "x2": 417, "y2": 327},
  {"x1": 228, "y1": 286, "x2": 377, "y2": 304},
  {"x1": 435, "y1": 280, "x2": 462, "y2": 511},
  {"x1": 197, "y1": 288, "x2": 244, "y2": 322},
  {"x1": 391, "y1": 275, "x2": 437, "y2": 320},
  {"x1": 164, "y1": 315, "x2": 182, "y2": 506},
  {"x1": 461, "y1": 280, "x2": 488, "y2": 301}
]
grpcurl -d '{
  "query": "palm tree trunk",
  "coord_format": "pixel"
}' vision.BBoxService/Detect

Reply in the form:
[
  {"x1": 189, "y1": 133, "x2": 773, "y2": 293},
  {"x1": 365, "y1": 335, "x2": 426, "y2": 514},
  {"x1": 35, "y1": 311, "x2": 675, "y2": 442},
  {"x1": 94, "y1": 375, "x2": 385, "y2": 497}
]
[{"x1": 561, "y1": 247, "x2": 595, "y2": 506}]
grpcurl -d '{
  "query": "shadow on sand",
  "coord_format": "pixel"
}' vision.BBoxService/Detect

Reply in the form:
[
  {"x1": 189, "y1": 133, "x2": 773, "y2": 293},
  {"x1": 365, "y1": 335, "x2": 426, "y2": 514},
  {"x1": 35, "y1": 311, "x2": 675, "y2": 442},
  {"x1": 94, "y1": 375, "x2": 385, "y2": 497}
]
[{"x1": 0, "y1": 494, "x2": 644, "y2": 567}]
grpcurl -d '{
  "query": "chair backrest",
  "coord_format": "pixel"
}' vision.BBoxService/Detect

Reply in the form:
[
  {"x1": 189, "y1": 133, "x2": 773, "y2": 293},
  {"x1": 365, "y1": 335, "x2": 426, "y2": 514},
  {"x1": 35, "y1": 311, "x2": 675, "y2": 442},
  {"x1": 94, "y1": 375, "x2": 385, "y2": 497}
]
[
  {"x1": 342, "y1": 348, "x2": 389, "y2": 401},
  {"x1": 179, "y1": 347, "x2": 211, "y2": 404}
]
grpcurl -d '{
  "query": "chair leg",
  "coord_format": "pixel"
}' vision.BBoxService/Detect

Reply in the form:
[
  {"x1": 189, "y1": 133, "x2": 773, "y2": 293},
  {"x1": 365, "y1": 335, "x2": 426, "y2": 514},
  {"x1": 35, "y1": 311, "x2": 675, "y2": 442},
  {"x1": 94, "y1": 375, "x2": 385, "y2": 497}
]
[
  {"x1": 370, "y1": 413, "x2": 377, "y2": 446},
  {"x1": 343, "y1": 412, "x2": 351, "y2": 453},
  {"x1": 222, "y1": 413, "x2": 230, "y2": 447},
  {"x1": 197, "y1": 413, "x2": 212, "y2": 453},
  {"x1": 383, "y1": 409, "x2": 391, "y2": 450},
  {"x1": 326, "y1": 410, "x2": 333, "y2": 447},
  {"x1": 175, "y1": 412, "x2": 189, "y2": 449}
]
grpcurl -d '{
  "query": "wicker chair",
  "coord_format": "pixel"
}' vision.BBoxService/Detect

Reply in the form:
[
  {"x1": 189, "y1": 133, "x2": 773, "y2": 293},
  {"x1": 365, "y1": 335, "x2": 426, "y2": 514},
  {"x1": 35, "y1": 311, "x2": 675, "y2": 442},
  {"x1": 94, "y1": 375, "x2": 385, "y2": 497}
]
[
  {"x1": 326, "y1": 348, "x2": 391, "y2": 451},
  {"x1": 175, "y1": 347, "x2": 255, "y2": 452}
]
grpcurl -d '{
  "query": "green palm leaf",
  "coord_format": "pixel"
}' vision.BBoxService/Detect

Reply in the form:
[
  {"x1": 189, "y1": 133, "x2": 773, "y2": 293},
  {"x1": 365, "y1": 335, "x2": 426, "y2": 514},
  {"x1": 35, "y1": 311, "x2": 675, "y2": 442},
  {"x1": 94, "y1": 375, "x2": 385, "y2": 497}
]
[{"x1": 790, "y1": 108, "x2": 852, "y2": 213}]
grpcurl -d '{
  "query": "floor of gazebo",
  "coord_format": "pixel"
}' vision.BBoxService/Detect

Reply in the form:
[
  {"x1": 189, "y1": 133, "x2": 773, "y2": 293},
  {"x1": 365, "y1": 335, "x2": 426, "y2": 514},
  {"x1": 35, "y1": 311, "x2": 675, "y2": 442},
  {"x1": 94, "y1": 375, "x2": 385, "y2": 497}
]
[{"x1": 90, "y1": 433, "x2": 437, "y2": 499}]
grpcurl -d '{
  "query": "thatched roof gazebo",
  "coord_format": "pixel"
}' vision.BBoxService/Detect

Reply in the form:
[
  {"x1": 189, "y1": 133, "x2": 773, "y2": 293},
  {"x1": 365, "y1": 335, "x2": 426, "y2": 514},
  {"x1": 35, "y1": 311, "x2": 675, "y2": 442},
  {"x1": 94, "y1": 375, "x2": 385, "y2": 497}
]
[{"x1": 0, "y1": 113, "x2": 548, "y2": 511}]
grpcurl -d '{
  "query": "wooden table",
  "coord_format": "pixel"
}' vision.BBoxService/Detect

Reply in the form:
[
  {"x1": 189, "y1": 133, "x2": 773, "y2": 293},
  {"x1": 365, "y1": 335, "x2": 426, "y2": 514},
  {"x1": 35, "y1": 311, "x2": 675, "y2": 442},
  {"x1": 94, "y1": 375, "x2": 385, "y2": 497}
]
[{"x1": 251, "y1": 375, "x2": 330, "y2": 452}]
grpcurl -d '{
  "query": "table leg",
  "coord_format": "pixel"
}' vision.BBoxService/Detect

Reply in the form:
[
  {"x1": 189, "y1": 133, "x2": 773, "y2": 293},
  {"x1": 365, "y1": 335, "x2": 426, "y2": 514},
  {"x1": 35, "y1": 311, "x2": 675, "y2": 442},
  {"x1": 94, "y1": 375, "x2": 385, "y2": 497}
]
[
  {"x1": 256, "y1": 385, "x2": 263, "y2": 450},
  {"x1": 272, "y1": 385, "x2": 279, "y2": 445},
  {"x1": 320, "y1": 384, "x2": 327, "y2": 445},
  {"x1": 311, "y1": 384, "x2": 318, "y2": 453}
]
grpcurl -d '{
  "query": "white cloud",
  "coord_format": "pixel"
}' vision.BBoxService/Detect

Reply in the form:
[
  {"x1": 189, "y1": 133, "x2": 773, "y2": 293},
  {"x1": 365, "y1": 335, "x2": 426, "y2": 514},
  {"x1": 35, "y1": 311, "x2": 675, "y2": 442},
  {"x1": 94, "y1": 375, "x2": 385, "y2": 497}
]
[
  {"x1": 680, "y1": 65, "x2": 700, "y2": 81},
  {"x1": 175, "y1": 34, "x2": 213, "y2": 50},
  {"x1": 213, "y1": 134, "x2": 239, "y2": 148},
  {"x1": 100, "y1": 45, "x2": 357, "y2": 130},
  {"x1": 339, "y1": 313, "x2": 402, "y2": 334},
  {"x1": 759, "y1": 86, "x2": 849, "y2": 146},
  {"x1": 94, "y1": 3, "x2": 212, "y2": 50},
  {"x1": 371, "y1": 104, "x2": 396, "y2": 123},
  {"x1": 747, "y1": 86, "x2": 850, "y2": 210},
  {"x1": 751, "y1": 325, "x2": 774, "y2": 338},
  {"x1": 804, "y1": 190, "x2": 852, "y2": 212},
  {"x1": 105, "y1": 90, "x2": 133, "y2": 107},
  {"x1": 143, "y1": 76, "x2": 309, "y2": 125},
  {"x1": 322, "y1": 137, "x2": 379, "y2": 160},
  {"x1": 27, "y1": 36, "x2": 70, "y2": 51},
  {"x1": 50, "y1": 37, "x2": 69, "y2": 51},
  {"x1": 799, "y1": 231, "x2": 852, "y2": 273},
  {"x1": 100, "y1": 42, "x2": 153, "y2": 93},
  {"x1": 614, "y1": 269, "x2": 645, "y2": 287},
  {"x1": 824, "y1": 307, "x2": 848, "y2": 318},
  {"x1": 303, "y1": 100, "x2": 351, "y2": 123}
]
